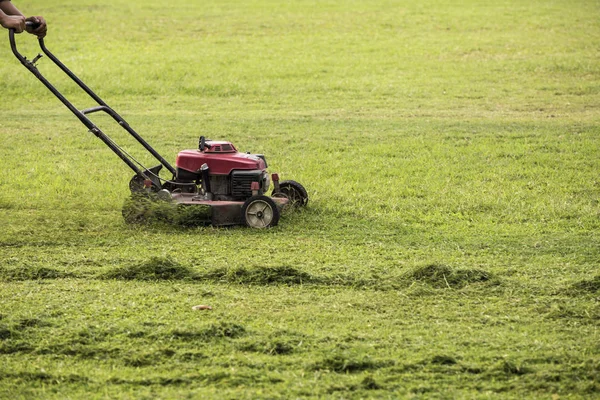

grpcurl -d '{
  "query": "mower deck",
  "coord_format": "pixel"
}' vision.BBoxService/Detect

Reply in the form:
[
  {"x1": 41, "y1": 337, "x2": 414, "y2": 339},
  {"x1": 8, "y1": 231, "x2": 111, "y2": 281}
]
[{"x1": 172, "y1": 193, "x2": 289, "y2": 226}]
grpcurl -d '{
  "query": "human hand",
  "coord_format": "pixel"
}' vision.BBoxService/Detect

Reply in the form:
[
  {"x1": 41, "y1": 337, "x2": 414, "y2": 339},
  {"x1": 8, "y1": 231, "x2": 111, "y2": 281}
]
[
  {"x1": 25, "y1": 16, "x2": 46, "y2": 38},
  {"x1": 0, "y1": 14, "x2": 25, "y2": 32}
]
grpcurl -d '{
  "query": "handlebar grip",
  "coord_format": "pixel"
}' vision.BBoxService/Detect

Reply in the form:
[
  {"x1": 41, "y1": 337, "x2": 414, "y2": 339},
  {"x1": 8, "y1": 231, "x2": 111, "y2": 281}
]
[{"x1": 25, "y1": 21, "x2": 41, "y2": 31}]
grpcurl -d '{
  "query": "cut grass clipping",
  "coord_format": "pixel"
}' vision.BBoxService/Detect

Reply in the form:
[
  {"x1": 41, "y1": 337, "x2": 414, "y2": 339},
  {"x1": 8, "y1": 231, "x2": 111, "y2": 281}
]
[
  {"x1": 101, "y1": 257, "x2": 499, "y2": 291},
  {"x1": 0, "y1": 266, "x2": 74, "y2": 281},
  {"x1": 403, "y1": 264, "x2": 500, "y2": 289},
  {"x1": 102, "y1": 256, "x2": 199, "y2": 281},
  {"x1": 2, "y1": 255, "x2": 501, "y2": 291},
  {"x1": 122, "y1": 195, "x2": 212, "y2": 227}
]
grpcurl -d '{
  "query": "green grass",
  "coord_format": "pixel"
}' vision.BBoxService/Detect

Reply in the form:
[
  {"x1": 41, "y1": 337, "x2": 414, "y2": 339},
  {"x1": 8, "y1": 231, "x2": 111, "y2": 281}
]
[{"x1": 1, "y1": 0, "x2": 599, "y2": 398}]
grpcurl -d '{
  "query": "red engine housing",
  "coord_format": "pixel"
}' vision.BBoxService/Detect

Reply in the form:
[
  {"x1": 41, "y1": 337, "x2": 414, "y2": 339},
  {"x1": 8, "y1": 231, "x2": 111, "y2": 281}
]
[
  {"x1": 174, "y1": 140, "x2": 269, "y2": 201},
  {"x1": 175, "y1": 141, "x2": 266, "y2": 175}
]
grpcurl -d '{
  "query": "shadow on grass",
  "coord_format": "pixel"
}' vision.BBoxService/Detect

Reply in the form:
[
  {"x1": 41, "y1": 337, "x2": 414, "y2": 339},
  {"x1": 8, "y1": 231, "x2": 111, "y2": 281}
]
[{"x1": 566, "y1": 274, "x2": 600, "y2": 295}]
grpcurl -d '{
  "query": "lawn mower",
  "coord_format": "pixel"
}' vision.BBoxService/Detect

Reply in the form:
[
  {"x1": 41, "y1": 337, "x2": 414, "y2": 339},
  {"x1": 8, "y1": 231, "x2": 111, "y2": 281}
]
[{"x1": 8, "y1": 24, "x2": 308, "y2": 228}]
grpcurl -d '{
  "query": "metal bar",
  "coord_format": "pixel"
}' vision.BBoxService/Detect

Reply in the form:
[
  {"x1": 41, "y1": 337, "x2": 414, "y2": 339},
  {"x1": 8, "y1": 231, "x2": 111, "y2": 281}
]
[
  {"x1": 9, "y1": 29, "x2": 148, "y2": 179},
  {"x1": 10, "y1": 32, "x2": 93, "y2": 130},
  {"x1": 37, "y1": 38, "x2": 177, "y2": 176},
  {"x1": 38, "y1": 38, "x2": 107, "y2": 107},
  {"x1": 81, "y1": 106, "x2": 109, "y2": 115}
]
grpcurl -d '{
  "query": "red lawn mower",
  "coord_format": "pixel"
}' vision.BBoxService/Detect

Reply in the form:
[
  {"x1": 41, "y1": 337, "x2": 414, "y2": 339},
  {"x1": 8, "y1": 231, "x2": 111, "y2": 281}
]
[{"x1": 9, "y1": 24, "x2": 308, "y2": 228}]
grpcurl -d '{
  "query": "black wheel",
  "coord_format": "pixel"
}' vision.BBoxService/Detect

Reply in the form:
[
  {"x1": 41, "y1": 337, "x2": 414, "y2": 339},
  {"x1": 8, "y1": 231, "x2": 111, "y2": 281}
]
[
  {"x1": 129, "y1": 174, "x2": 146, "y2": 193},
  {"x1": 241, "y1": 195, "x2": 280, "y2": 228},
  {"x1": 275, "y1": 180, "x2": 308, "y2": 207}
]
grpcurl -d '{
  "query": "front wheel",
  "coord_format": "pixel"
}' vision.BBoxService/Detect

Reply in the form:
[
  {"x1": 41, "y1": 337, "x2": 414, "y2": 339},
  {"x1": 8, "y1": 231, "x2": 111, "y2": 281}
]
[
  {"x1": 274, "y1": 180, "x2": 308, "y2": 207},
  {"x1": 241, "y1": 195, "x2": 280, "y2": 228}
]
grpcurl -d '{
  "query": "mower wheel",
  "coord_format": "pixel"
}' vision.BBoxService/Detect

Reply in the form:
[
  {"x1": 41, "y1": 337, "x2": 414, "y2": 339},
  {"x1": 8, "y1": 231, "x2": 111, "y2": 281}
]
[
  {"x1": 275, "y1": 180, "x2": 308, "y2": 207},
  {"x1": 129, "y1": 174, "x2": 146, "y2": 193},
  {"x1": 242, "y1": 195, "x2": 280, "y2": 228}
]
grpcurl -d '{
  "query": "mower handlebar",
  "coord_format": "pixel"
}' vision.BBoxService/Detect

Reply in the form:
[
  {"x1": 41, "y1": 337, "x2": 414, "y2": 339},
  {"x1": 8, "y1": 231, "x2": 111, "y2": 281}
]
[
  {"x1": 8, "y1": 24, "x2": 45, "y2": 66},
  {"x1": 8, "y1": 20, "x2": 41, "y2": 37},
  {"x1": 25, "y1": 21, "x2": 41, "y2": 30},
  {"x1": 8, "y1": 25, "x2": 179, "y2": 179}
]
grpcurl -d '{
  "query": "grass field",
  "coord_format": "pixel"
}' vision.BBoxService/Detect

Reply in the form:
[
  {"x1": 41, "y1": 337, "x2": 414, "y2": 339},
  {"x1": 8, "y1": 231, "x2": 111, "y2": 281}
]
[{"x1": 1, "y1": 0, "x2": 599, "y2": 398}]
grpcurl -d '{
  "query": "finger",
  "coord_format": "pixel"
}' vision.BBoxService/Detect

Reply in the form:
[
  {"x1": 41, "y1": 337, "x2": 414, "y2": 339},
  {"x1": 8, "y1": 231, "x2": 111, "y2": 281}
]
[
  {"x1": 32, "y1": 16, "x2": 47, "y2": 36},
  {"x1": 36, "y1": 21, "x2": 47, "y2": 37}
]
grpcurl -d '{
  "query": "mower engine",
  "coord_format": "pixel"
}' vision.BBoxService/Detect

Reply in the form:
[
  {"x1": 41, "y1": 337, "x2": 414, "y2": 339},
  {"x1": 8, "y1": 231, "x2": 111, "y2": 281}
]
[{"x1": 175, "y1": 138, "x2": 270, "y2": 201}]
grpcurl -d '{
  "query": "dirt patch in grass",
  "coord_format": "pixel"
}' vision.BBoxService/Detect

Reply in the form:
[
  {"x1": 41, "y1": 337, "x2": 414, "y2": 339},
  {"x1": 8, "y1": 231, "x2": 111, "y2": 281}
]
[
  {"x1": 102, "y1": 256, "x2": 199, "y2": 281},
  {"x1": 402, "y1": 264, "x2": 499, "y2": 289}
]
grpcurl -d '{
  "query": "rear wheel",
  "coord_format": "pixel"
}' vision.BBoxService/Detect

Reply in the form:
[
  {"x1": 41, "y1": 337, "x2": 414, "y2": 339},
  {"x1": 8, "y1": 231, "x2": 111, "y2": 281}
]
[
  {"x1": 128, "y1": 174, "x2": 146, "y2": 193},
  {"x1": 242, "y1": 195, "x2": 280, "y2": 228},
  {"x1": 275, "y1": 180, "x2": 308, "y2": 207}
]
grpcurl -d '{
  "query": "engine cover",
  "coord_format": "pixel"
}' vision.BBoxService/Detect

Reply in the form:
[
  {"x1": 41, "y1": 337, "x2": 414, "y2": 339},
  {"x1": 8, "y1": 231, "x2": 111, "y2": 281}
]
[{"x1": 176, "y1": 148, "x2": 266, "y2": 176}]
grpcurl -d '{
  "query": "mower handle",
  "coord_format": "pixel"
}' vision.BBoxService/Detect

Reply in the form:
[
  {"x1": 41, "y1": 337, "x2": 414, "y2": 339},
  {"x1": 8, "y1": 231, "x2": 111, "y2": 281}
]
[
  {"x1": 25, "y1": 21, "x2": 41, "y2": 30},
  {"x1": 8, "y1": 25, "x2": 179, "y2": 181},
  {"x1": 7, "y1": 20, "x2": 41, "y2": 38},
  {"x1": 9, "y1": 25, "x2": 43, "y2": 66}
]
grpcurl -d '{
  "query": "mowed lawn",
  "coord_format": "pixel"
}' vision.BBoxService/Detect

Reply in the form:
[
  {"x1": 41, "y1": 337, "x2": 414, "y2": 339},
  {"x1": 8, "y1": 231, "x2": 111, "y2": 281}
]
[{"x1": 0, "y1": 0, "x2": 599, "y2": 398}]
